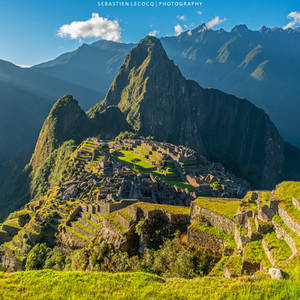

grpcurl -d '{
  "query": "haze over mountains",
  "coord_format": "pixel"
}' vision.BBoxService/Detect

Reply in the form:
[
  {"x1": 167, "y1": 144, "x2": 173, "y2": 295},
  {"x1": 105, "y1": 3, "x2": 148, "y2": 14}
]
[{"x1": 0, "y1": 59, "x2": 102, "y2": 163}]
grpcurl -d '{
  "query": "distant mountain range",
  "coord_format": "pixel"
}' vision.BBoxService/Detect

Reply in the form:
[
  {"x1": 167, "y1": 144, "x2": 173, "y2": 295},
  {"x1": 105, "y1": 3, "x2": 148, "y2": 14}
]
[{"x1": 32, "y1": 25, "x2": 300, "y2": 148}]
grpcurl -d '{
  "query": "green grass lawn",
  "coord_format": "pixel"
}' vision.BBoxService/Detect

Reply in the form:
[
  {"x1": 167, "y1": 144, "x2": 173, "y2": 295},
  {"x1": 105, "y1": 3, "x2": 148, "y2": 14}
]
[
  {"x1": 112, "y1": 150, "x2": 194, "y2": 190},
  {"x1": 112, "y1": 150, "x2": 156, "y2": 171},
  {"x1": 194, "y1": 197, "x2": 240, "y2": 220},
  {"x1": 0, "y1": 270, "x2": 298, "y2": 300}
]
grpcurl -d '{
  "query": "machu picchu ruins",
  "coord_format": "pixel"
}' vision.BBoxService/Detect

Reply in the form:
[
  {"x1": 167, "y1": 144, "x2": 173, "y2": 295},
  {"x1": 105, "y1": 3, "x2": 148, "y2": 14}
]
[{"x1": 0, "y1": 136, "x2": 299, "y2": 281}]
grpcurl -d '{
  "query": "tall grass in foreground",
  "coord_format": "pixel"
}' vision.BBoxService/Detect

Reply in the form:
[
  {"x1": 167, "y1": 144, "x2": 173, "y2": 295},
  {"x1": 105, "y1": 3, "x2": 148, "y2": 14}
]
[{"x1": 0, "y1": 270, "x2": 299, "y2": 300}]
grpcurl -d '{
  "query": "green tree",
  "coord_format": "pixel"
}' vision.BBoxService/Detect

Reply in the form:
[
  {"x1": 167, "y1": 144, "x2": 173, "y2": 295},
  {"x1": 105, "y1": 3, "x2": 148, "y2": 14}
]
[{"x1": 25, "y1": 243, "x2": 51, "y2": 270}]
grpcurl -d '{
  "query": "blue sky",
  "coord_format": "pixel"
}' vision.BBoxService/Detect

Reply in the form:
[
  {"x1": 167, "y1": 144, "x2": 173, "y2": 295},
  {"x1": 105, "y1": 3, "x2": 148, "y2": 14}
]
[{"x1": 0, "y1": 0, "x2": 299, "y2": 66}]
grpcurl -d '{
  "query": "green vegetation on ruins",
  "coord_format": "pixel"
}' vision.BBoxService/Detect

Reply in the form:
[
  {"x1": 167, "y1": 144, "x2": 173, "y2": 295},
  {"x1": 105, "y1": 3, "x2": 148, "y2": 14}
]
[
  {"x1": 0, "y1": 135, "x2": 299, "y2": 299},
  {"x1": 273, "y1": 214, "x2": 300, "y2": 249},
  {"x1": 243, "y1": 240, "x2": 271, "y2": 268},
  {"x1": 274, "y1": 181, "x2": 300, "y2": 223},
  {"x1": 189, "y1": 221, "x2": 235, "y2": 249},
  {"x1": 194, "y1": 197, "x2": 240, "y2": 220},
  {"x1": 225, "y1": 254, "x2": 243, "y2": 276},
  {"x1": 264, "y1": 232, "x2": 293, "y2": 265}
]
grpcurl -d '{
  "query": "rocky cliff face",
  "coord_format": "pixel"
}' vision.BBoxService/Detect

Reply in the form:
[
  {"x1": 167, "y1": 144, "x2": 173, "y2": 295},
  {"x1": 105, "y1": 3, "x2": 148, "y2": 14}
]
[{"x1": 94, "y1": 36, "x2": 287, "y2": 189}]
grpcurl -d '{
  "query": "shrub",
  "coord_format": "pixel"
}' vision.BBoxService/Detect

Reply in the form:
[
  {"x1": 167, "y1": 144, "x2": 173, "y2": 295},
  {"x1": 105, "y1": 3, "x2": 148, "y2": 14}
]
[
  {"x1": 44, "y1": 247, "x2": 66, "y2": 271},
  {"x1": 25, "y1": 243, "x2": 51, "y2": 270},
  {"x1": 210, "y1": 181, "x2": 222, "y2": 191},
  {"x1": 116, "y1": 131, "x2": 137, "y2": 140}
]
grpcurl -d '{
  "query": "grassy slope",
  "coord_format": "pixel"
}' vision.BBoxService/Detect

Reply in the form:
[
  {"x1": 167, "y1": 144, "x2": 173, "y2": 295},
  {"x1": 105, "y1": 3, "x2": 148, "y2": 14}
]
[{"x1": 0, "y1": 270, "x2": 299, "y2": 300}]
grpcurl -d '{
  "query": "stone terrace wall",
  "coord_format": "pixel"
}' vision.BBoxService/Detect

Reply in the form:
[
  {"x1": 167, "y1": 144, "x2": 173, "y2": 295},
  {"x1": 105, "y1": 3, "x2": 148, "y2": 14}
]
[
  {"x1": 272, "y1": 220, "x2": 297, "y2": 255},
  {"x1": 187, "y1": 226, "x2": 226, "y2": 252},
  {"x1": 278, "y1": 205, "x2": 300, "y2": 237},
  {"x1": 292, "y1": 197, "x2": 300, "y2": 211},
  {"x1": 190, "y1": 202, "x2": 236, "y2": 234},
  {"x1": 100, "y1": 199, "x2": 140, "y2": 214}
]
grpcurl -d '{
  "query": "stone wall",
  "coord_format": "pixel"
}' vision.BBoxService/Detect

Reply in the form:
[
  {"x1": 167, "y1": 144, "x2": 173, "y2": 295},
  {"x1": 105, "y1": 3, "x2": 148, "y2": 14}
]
[
  {"x1": 272, "y1": 220, "x2": 297, "y2": 255},
  {"x1": 66, "y1": 206, "x2": 82, "y2": 226},
  {"x1": 190, "y1": 202, "x2": 236, "y2": 234},
  {"x1": 126, "y1": 204, "x2": 190, "y2": 232},
  {"x1": 115, "y1": 212, "x2": 132, "y2": 230},
  {"x1": 187, "y1": 226, "x2": 226, "y2": 252},
  {"x1": 59, "y1": 226, "x2": 86, "y2": 249},
  {"x1": 1, "y1": 247, "x2": 24, "y2": 271},
  {"x1": 100, "y1": 199, "x2": 139, "y2": 214},
  {"x1": 278, "y1": 205, "x2": 300, "y2": 237},
  {"x1": 262, "y1": 239, "x2": 277, "y2": 267},
  {"x1": 292, "y1": 197, "x2": 300, "y2": 211}
]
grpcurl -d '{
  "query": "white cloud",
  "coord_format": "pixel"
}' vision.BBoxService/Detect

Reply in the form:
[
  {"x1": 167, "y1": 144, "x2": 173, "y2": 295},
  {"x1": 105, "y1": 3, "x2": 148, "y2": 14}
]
[
  {"x1": 206, "y1": 16, "x2": 227, "y2": 29},
  {"x1": 174, "y1": 24, "x2": 184, "y2": 36},
  {"x1": 283, "y1": 11, "x2": 300, "y2": 30},
  {"x1": 196, "y1": 10, "x2": 202, "y2": 15},
  {"x1": 177, "y1": 15, "x2": 186, "y2": 21},
  {"x1": 17, "y1": 65, "x2": 31, "y2": 68},
  {"x1": 149, "y1": 30, "x2": 160, "y2": 37},
  {"x1": 57, "y1": 13, "x2": 121, "y2": 42}
]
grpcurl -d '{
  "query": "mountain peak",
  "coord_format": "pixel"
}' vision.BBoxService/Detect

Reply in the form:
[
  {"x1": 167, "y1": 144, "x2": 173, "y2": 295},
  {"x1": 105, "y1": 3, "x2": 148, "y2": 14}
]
[
  {"x1": 131, "y1": 35, "x2": 167, "y2": 61},
  {"x1": 231, "y1": 24, "x2": 249, "y2": 33},
  {"x1": 138, "y1": 35, "x2": 161, "y2": 46},
  {"x1": 31, "y1": 94, "x2": 90, "y2": 170},
  {"x1": 101, "y1": 35, "x2": 181, "y2": 127}
]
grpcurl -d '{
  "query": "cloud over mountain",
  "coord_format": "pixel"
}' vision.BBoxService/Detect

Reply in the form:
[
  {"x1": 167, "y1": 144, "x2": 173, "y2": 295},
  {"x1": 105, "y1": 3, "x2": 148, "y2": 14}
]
[
  {"x1": 206, "y1": 16, "x2": 227, "y2": 29},
  {"x1": 283, "y1": 11, "x2": 300, "y2": 29},
  {"x1": 174, "y1": 24, "x2": 184, "y2": 36},
  {"x1": 57, "y1": 13, "x2": 121, "y2": 42},
  {"x1": 149, "y1": 30, "x2": 160, "y2": 37}
]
